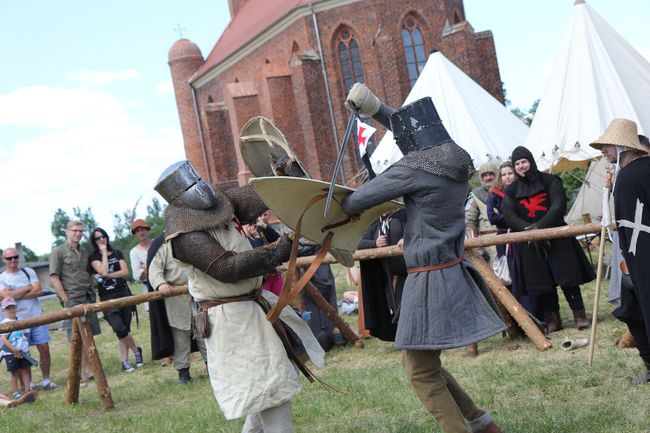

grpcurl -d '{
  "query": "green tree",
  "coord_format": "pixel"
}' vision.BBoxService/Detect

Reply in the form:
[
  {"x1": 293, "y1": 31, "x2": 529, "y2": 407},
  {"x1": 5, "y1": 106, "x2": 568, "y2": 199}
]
[
  {"x1": 22, "y1": 246, "x2": 39, "y2": 262},
  {"x1": 145, "y1": 197, "x2": 165, "y2": 239},
  {"x1": 111, "y1": 197, "x2": 166, "y2": 280},
  {"x1": 50, "y1": 207, "x2": 99, "y2": 251},
  {"x1": 559, "y1": 168, "x2": 586, "y2": 210}
]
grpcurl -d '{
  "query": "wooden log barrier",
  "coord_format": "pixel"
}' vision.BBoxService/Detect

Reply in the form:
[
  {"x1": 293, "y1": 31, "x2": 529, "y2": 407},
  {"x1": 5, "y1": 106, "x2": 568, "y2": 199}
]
[
  {"x1": 78, "y1": 320, "x2": 114, "y2": 410},
  {"x1": 466, "y1": 250, "x2": 552, "y2": 351},
  {"x1": 65, "y1": 318, "x2": 83, "y2": 405},
  {"x1": 282, "y1": 223, "x2": 603, "y2": 270},
  {"x1": 0, "y1": 287, "x2": 190, "y2": 334},
  {"x1": 304, "y1": 281, "x2": 364, "y2": 348}
]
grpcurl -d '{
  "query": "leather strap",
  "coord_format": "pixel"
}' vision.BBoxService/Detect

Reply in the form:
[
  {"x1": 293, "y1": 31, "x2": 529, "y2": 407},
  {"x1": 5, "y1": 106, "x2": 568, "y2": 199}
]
[
  {"x1": 407, "y1": 256, "x2": 465, "y2": 274},
  {"x1": 197, "y1": 289, "x2": 261, "y2": 311},
  {"x1": 267, "y1": 193, "x2": 334, "y2": 322}
]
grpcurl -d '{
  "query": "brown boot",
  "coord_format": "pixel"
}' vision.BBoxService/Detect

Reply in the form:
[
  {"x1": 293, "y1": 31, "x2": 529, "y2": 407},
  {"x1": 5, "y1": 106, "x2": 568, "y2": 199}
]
[
  {"x1": 476, "y1": 421, "x2": 504, "y2": 433},
  {"x1": 572, "y1": 308, "x2": 589, "y2": 330},
  {"x1": 465, "y1": 343, "x2": 479, "y2": 358},
  {"x1": 546, "y1": 311, "x2": 564, "y2": 333}
]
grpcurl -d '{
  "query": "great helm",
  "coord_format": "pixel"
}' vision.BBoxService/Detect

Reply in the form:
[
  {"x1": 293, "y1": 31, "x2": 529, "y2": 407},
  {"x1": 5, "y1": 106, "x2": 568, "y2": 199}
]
[
  {"x1": 154, "y1": 161, "x2": 218, "y2": 209},
  {"x1": 389, "y1": 97, "x2": 454, "y2": 155}
]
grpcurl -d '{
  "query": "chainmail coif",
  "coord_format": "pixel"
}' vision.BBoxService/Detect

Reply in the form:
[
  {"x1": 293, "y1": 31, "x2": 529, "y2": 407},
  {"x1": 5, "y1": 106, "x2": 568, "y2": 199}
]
[{"x1": 392, "y1": 141, "x2": 475, "y2": 182}]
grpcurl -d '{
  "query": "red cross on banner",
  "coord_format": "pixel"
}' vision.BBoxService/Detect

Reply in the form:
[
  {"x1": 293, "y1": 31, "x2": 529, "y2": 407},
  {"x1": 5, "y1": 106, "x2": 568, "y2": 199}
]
[{"x1": 357, "y1": 120, "x2": 376, "y2": 157}]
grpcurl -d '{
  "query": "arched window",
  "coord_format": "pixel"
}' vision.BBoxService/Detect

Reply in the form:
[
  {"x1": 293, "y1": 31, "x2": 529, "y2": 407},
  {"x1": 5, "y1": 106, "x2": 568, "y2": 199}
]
[
  {"x1": 336, "y1": 29, "x2": 363, "y2": 93},
  {"x1": 402, "y1": 16, "x2": 427, "y2": 87}
]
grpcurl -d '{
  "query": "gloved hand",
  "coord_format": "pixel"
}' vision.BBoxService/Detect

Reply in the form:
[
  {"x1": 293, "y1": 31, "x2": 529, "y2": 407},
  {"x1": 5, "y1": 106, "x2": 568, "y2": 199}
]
[
  {"x1": 271, "y1": 155, "x2": 307, "y2": 178},
  {"x1": 270, "y1": 234, "x2": 293, "y2": 265},
  {"x1": 345, "y1": 83, "x2": 381, "y2": 116}
]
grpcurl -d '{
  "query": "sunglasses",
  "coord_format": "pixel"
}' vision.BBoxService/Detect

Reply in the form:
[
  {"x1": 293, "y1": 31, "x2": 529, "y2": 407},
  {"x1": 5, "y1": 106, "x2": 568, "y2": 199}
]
[
  {"x1": 94, "y1": 235, "x2": 107, "y2": 241},
  {"x1": 3, "y1": 255, "x2": 19, "y2": 261}
]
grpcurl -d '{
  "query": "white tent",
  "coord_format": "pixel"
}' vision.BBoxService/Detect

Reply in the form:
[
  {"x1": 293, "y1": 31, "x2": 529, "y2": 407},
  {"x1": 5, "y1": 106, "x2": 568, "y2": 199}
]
[
  {"x1": 370, "y1": 52, "x2": 528, "y2": 175},
  {"x1": 525, "y1": 0, "x2": 650, "y2": 172},
  {"x1": 566, "y1": 158, "x2": 614, "y2": 222}
]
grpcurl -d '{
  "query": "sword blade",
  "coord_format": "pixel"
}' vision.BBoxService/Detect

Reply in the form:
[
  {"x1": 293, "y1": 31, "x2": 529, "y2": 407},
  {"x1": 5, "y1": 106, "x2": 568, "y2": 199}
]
[{"x1": 324, "y1": 112, "x2": 357, "y2": 217}]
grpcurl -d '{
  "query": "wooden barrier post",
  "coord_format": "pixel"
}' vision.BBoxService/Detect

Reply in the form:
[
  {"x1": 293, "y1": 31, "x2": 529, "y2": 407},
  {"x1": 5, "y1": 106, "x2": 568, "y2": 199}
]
[
  {"x1": 466, "y1": 251, "x2": 552, "y2": 351},
  {"x1": 304, "y1": 281, "x2": 364, "y2": 348},
  {"x1": 65, "y1": 318, "x2": 83, "y2": 405},
  {"x1": 78, "y1": 320, "x2": 114, "y2": 410}
]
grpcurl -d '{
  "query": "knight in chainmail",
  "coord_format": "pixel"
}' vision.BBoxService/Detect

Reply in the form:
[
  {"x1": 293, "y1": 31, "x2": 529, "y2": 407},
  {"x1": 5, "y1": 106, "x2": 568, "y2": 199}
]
[
  {"x1": 154, "y1": 161, "x2": 324, "y2": 433},
  {"x1": 341, "y1": 83, "x2": 506, "y2": 433}
]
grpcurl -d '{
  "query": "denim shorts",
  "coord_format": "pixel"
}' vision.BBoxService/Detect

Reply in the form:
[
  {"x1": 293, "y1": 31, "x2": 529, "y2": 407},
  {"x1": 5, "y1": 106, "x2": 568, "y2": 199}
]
[{"x1": 28, "y1": 324, "x2": 51, "y2": 346}]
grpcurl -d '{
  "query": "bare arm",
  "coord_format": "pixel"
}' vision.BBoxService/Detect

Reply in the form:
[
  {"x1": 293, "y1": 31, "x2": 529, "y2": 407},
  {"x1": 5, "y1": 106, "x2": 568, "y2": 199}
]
[
  {"x1": 10, "y1": 281, "x2": 43, "y2": 300},
  {"x1": 0, "y1": 285, "x2": 31, "y2": 300},
  {"x1": 50, "y1": 274, "x2": 68, "y2": 304},
  {"x1": 0, "y1": 335, "x2": 21, "y2": 358},
  {"x1": 108, "y1": 259, "x2": 129, "y2": 279}
]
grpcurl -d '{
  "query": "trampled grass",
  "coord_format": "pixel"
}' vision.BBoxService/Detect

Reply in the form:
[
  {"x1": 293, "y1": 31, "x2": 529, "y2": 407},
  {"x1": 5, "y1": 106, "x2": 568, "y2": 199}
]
[{"x1": 1, "y1": 274, "x2": 649, "y2": 433}]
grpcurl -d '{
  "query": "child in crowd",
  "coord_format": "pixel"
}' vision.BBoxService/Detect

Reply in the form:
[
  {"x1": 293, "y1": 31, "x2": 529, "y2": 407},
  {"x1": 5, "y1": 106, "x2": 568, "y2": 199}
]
[{"x1": 0, "y1": 297, "x2": 37, "y2": 400}]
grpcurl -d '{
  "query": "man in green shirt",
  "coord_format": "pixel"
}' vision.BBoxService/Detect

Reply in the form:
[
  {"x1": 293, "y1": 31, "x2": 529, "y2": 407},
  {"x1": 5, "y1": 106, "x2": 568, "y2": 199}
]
[{"x1": 49, "y1": 220, "x2": 101, "y2": 382}]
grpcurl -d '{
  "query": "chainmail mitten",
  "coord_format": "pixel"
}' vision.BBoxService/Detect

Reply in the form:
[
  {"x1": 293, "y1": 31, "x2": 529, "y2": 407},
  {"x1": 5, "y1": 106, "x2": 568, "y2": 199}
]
[
  {"x1": 269, "y1": 234, "x2": 292, "y2": 266},
  {"x1": 224, "y1": 185, "x2": 268, "y2": 224},
  {"x1": 172, "y1": 231, "x2": 277, "y2": 283},
  {"x1": 272, "y1": 156, "x2": 308, "y2": 178}
]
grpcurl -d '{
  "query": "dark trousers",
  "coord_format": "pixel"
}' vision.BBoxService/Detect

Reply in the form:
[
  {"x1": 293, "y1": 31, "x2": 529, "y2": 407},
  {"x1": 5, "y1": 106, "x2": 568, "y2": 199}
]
[
  {"x1": 539, "y1": 286, "x2": 584, "y2": 313},
  {"x1": 613, "y1": 279, "x2": 650, "y2": 364}
]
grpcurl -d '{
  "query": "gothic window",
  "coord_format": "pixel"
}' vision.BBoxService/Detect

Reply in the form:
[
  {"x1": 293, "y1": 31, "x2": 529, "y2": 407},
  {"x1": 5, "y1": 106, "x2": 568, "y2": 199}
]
[
  {"x1": 336, "y1": 29, "x2": 363, "y2": 93},
  {"x1": 402, "y1": 16, "x2": 427, "y2": 87}
]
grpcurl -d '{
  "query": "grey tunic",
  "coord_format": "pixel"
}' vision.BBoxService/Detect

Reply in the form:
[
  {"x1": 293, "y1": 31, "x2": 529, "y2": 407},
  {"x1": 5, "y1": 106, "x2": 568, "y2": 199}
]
[{"x1": 342, "y1": 165, "x2": 506, "y2": 350}]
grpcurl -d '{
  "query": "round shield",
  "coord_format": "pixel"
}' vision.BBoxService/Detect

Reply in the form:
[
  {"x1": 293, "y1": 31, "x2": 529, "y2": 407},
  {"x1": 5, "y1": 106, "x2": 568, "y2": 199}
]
[
  {"x1": 250, "y1": 177, "x2": 402, "y2": 265},
  {"x1": 239, "y1": 116, "x2": 309, "y2": 178}
]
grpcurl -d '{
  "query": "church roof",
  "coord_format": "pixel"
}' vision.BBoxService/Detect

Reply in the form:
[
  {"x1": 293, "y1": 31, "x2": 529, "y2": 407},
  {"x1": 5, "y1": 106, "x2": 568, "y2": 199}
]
[{"x1": 192, "y1": 0, "x2": 313, "y2": 82}]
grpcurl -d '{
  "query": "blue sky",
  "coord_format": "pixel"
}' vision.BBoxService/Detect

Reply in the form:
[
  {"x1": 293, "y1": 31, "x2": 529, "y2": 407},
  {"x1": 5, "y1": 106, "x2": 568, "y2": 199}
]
[{"x1": 1, "y1": 0, "x2": 648, "y2": 255}]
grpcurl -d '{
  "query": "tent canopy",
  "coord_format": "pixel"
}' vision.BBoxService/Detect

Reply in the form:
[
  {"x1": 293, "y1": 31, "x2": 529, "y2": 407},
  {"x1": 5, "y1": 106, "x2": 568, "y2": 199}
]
[
  {"x1": 370, "y1": 52, "x2": 528, "y2": 175},
  {"x1": 524, "y1": 1, "x2": 650, "y2": 172}
]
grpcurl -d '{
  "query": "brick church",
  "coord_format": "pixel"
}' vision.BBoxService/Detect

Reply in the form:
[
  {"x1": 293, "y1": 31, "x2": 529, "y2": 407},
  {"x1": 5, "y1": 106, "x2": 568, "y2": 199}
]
[{"x1": 168, "y1": 0, "x2": 504, "y2": 189}]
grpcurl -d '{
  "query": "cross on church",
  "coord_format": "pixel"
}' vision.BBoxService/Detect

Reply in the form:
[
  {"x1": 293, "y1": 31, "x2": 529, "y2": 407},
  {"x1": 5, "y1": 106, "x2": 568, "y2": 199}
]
[
  {"x1": 174, "y1": 23, "x2": 186, "y2": 38},
  {"x1": 618, "y1": 198, "x2": 650, "y2": 256}
]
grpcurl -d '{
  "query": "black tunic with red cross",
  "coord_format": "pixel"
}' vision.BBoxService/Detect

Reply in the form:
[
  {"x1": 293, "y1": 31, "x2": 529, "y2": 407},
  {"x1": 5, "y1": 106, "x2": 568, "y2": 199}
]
[{"x1": 504, "y1": 171, "x2": 595, "y2": 295}]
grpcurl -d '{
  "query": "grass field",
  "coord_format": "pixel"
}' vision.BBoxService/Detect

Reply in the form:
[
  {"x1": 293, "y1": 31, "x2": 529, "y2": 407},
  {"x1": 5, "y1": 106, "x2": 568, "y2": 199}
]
[{"x1": 1, "y1": 270, "x2": 649, "y2": 433}]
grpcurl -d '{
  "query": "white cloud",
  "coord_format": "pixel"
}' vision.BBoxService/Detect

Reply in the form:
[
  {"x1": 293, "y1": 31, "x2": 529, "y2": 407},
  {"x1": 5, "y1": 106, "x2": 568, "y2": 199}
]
[
  {"x1": 66, "y1": 68, "x2": 141, "y2": 87},
  {"x1": 0, "y1": 86, "x2": 126, "y2": 129},
  {"x1": 0, "y1": 85, "x2": 184, "y2": 254},
  {"x1": 154, "y1": 81, "x2": 174, "y2": 96}
]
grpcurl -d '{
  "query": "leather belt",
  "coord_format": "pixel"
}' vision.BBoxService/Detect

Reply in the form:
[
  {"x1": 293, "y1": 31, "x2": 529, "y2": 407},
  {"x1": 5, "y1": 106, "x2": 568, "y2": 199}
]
[
  {"x1": 407, "y1": 256, "x2": 465, "y2": 274},
  {"x1": 197, "y1": 288, "x2": 316, "y2": 384},
  {"x1": 197, "y1": 289, "x2": 261, "y2": 310}
]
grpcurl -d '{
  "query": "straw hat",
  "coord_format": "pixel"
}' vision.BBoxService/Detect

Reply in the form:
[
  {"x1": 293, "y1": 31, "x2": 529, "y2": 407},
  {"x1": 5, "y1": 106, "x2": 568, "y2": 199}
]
[{"x1": 589, "y1": 118, "x2": 647, "y2": 153}]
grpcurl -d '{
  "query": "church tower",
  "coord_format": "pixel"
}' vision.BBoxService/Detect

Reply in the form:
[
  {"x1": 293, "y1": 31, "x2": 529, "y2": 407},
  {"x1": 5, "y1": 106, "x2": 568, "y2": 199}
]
[{"x1": 168, "y1": 39, "x2": 208, "y2": 179}]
